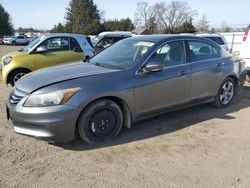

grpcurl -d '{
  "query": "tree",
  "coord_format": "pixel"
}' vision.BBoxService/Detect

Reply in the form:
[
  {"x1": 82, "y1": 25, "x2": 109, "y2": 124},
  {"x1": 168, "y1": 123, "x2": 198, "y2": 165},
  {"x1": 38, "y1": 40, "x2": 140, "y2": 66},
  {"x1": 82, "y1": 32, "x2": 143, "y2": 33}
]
[
  {"x1": 196, "y1": 14, "x2": 209, "y2": 32},
  {"x1": 50, "y1": 23, "x2": 65, "y2": 33},
  {"x1": 0, "y1": 4, "x2": 13, "y2": 36},
  {"x1": 176, "y1": 19, "x2": 196, "y2": 33},
  {"x1": 103, "y1": 18, "x2": 134, "y2": 31},
  {"x1": 154, "y1": 1, "x2": 197, "y2": 33},
  {"x1": 65, "y1": 0, "x2": 102, "y2": 35},
  {"x1": 134, "y1": 1, "x2": 157, "y2": 32}
]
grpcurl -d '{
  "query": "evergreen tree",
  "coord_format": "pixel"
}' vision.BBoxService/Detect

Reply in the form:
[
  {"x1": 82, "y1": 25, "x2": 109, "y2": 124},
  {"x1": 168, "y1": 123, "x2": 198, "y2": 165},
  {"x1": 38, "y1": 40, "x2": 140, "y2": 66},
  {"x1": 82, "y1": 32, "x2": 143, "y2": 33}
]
[
  {"x1": 0, "y1": 4, "x2": 13, "y2": 36},
  {"x1": 102, "y1": 18, "x2": 134, "y2": 31},
  {"x1": 65, "y1": 0, "x2": 101, "y2": 35},
  {"x1": 50, "y1": 23, "x2": 65, "y2": 33},
  {"x1": 176, "y1": 19, "x2": 196, "y2": 33}
]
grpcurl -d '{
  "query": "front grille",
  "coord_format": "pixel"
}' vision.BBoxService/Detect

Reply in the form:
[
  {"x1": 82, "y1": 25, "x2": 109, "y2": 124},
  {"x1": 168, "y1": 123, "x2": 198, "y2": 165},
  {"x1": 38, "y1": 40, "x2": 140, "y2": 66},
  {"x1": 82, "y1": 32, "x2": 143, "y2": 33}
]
[{"x1": 9, "y1": 88, "x2": 26, "y2": 105}]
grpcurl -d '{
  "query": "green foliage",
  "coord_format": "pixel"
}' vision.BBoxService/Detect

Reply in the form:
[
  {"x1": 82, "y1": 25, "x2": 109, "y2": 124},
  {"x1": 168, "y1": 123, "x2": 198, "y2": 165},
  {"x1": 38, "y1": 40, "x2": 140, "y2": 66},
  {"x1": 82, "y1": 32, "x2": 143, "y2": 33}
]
[
  {"x1": 50, "y1": 23, "x2": 65, "y2": 33},
  {"x1": 65, "y1": 0, "x2": 102, "y2": 35},
  {"x1": 164, "y1": 19, "x2": 196, "y2": 34},
  {"x1": 176, "y1": 19, "x2": 196, "y2": 33},
  {"x1": 0, "y1": 4, "x2": 13, "y2": 36},
  {"x1": 102, "y1": 18, "x2": 134, "y2": 31}
]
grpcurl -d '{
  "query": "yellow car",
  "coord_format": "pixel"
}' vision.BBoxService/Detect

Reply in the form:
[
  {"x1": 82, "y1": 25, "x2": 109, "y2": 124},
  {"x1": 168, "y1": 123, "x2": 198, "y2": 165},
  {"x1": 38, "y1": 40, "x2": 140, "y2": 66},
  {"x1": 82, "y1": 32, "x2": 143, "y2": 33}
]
[{"x1": 1, "y1": 33, "x2": 94, "y2": 86}]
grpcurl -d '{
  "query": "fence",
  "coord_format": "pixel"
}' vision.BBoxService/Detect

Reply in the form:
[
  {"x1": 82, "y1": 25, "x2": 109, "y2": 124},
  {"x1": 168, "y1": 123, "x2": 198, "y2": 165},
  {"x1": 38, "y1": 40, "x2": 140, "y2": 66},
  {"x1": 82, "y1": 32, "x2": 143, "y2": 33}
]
[{"x1": 220, "y1": 32, "x2": 244, "y2": 55}]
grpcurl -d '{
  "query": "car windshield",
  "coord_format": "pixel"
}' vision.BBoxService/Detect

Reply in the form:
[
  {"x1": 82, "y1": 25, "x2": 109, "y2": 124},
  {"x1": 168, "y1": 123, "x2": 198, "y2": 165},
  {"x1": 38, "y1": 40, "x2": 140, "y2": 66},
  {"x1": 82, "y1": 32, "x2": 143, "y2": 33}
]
[
  {"x1": 90, "y1": 39, "x2": 155, "y2": 70},
  {"x1": 19, "y1": 37, "x2": 41, "y2": 52}
]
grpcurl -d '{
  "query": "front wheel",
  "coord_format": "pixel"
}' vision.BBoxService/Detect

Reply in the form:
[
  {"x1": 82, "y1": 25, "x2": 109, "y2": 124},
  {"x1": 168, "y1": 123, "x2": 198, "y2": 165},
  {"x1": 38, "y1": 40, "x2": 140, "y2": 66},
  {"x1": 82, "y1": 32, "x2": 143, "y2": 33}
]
[
  {"x1": 9, "y1": 69, "x2": 30, "y2": 86},
  {"x1": 213, "y1": 77, "x2": 235, "y2": 108},
  {"x1": 77, "y1": 99, "x2": 123, "y2": 145}
]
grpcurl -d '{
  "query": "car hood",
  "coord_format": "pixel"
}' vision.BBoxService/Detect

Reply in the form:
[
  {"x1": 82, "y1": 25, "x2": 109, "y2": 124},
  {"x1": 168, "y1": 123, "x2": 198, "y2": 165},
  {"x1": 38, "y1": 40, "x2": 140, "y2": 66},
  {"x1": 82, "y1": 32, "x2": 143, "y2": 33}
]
[
  {"x1": 15, "y1": 61, "x2": 118, "y2": 93},
  {"x1": 3, "y1": 37, "x2": 14, "y2": 41},
  {"x1": 2, "y1": 51, "x2": 25, "y2": 59}
]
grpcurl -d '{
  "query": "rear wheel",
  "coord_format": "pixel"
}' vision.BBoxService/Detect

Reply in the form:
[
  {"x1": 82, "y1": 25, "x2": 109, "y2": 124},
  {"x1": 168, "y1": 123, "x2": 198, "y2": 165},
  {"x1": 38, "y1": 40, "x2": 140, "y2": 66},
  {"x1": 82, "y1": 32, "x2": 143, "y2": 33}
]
[
  {"x1": 77, "y1": 99, "x2": 123, "y2": 145},
  {"x1": 213, "y1": 77, "x2": 235, "y2": 108},
  {"x1": 12, "y1": 41, "x2": 16, "y2": 45},
  {"x1": 9, "y1": 69, "x2": 30, "y2": 86}
]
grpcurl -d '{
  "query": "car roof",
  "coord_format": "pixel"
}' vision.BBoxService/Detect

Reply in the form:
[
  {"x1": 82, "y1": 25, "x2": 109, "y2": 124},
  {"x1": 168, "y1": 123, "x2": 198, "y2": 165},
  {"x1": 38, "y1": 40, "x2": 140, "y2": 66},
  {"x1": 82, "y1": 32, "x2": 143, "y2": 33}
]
[
  {"x1": 98, "y1": 31, "x2": 132, "y2": 37},
  {"x1": 127, "y1": 34, "x2": 213, "y2": 43},
  {"x1": 195, "y1": 33, "x2": 224, "y2": 37},
  {"x1": 42, "y1": 33, "x2": 87, "y2": 39}
]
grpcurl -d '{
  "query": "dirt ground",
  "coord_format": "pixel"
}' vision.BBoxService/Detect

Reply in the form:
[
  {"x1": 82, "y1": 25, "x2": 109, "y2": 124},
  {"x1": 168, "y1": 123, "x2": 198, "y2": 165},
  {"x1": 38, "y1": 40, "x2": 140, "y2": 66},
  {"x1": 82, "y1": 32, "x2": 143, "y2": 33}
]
[{"x1": 0, "y1": 45, "x2": 250, "y2": 188}]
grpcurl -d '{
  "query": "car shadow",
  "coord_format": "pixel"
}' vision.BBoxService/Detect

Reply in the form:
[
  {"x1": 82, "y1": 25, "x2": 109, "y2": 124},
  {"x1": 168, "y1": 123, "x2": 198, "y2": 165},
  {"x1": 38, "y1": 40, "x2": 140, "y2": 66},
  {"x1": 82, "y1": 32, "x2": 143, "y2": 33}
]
[{"x1": 53, "y1": 84, "x2": 250, "y2": 151}]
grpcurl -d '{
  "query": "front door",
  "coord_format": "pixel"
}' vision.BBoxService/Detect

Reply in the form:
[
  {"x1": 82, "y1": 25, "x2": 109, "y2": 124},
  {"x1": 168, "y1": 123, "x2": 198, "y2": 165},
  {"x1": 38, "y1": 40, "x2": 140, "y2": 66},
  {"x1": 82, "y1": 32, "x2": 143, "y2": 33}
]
[
  {"x1": 134, "y1": 40, "x2": 191, "y2": 117},
  {"x1": 33, "y1": 37, "x2": 83, "y2": 69}
]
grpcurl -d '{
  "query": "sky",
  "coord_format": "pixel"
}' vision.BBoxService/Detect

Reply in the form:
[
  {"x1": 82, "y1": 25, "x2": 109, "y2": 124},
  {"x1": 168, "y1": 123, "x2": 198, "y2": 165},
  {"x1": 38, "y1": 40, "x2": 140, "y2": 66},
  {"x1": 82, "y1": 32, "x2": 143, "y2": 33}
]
[{"x1": 0, "y1": 0, "x2": 249, "y2": 30}]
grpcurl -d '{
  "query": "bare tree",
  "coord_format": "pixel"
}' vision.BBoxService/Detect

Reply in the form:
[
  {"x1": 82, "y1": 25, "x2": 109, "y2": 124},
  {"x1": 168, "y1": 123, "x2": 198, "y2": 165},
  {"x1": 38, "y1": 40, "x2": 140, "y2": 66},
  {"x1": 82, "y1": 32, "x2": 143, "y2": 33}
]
[
  {"x1": 154, "y1": 0, "x2": 197, "y2": 33},
  {"x1": 134, "y1": 1, "x2": 156, "y2": 31},
  {"x1": 220, "y1": 21, "x2": 231, "y2": 32},
  {"x1": 196, "y1": 14, "x2": 209, "y2": 33}
]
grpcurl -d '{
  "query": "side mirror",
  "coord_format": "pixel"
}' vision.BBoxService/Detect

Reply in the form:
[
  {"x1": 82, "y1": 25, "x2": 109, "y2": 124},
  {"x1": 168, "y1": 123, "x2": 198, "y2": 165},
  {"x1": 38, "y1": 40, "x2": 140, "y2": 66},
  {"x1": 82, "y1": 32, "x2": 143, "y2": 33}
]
[
  {"x1": 143, "y1": 62, "x2": 164, "y2": 73},
  {"x1": 36, "y1": 46, "x2": 48, "y2": 53}
]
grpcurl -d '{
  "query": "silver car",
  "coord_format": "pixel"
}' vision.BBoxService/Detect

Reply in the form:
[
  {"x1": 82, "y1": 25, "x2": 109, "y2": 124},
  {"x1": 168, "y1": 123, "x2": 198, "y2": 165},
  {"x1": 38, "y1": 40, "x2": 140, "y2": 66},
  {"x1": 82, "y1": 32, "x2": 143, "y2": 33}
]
[{"x1": 6, "y1": 35, "x2": 246, "y2": 144}]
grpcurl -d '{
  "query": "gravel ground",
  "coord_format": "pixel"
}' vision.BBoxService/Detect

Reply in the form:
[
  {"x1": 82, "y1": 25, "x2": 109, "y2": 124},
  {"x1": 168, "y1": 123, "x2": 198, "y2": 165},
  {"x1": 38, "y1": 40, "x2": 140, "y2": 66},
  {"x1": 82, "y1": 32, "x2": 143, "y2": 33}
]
[{"x1": 0, "y1": 45, "x2": 250, "y2": 188}]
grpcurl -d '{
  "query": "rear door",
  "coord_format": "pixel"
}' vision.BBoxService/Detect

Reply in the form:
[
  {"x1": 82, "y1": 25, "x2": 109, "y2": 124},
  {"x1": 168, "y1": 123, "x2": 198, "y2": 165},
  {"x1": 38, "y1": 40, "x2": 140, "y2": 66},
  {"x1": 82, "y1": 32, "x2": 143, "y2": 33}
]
[
  {"x1": 134, "y1": 40, "x2": 191, "y2": 116},
  {"x1": 186, "y1": 40, "x2": 223, "y2": 100}
]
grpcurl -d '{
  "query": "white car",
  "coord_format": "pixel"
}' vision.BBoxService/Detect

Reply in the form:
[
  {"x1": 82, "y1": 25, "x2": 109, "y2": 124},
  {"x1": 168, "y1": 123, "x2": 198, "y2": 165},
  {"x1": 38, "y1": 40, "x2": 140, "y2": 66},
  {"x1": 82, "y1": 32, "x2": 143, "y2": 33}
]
[
  {"x1": 240, "y1": 26, "x2": 250, "y2": 80},
  {"x1": 196, "y1": 33, "x2": 229, "y2": 51},
  {"x1": 3, "y1": 35, "x2": 30, "y2": 45}
]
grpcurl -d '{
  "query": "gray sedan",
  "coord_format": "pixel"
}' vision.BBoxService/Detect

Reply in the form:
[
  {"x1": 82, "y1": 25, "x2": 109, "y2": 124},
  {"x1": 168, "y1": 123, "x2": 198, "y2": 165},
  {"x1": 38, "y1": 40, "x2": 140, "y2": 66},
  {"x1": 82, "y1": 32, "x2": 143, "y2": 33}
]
[{"x1": 6, "y1": 35, "x2": 246, "y2": 144}]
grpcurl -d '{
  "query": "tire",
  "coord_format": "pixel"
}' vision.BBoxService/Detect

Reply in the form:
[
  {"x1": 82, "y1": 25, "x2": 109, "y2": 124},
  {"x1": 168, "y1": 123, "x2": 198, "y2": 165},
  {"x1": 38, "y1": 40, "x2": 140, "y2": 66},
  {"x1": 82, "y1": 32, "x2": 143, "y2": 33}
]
[
  {"x1": 84, "y1": 56, "x2": 90, "y2": 62},
  {"x1": 9, "y1": 69, "x2": 30, "y2": 86},
  {"x1": 12, "y1": 41, "x2": 16, "y2": 45},
  {"x1": 77, "y1": 99, "x2": 123, "y2": 145},
  {"x1": 246, "y1": 71, "x2": 250, "y2": 82},
  {"x1": 213, "y1": 77, "x2": 235, "y2": 108}
]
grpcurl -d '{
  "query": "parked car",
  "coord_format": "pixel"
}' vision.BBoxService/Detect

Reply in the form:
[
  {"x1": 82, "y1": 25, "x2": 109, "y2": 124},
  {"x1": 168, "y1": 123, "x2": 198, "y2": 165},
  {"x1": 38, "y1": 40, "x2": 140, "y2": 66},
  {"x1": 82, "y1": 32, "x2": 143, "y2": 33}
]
[
  {"x1": 93, "y1": 31, "x2": 132, "y2": 54},
  {"x1": 196, "y1": 33, "x2": 229, "y2": 51},
  {"x1": 0, "y1": 36, "x2": 4, "y2": 44},
  {"x1": 1, "y1": 33, "x2": 94, "y2": 86},
  {"x1": 3, "y1": 35, "x2": 30, "y2": 45},
  {"x1": 240, "y1": 25, "x2": 250, "y2": 81},
  {"x1": 6, "y1": 35, "x2": 245, "y2": 144}
]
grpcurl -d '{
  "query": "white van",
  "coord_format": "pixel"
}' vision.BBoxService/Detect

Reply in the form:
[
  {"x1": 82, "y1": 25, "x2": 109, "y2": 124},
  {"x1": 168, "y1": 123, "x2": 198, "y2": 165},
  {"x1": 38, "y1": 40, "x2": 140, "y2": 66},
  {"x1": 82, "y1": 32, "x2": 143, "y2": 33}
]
[{"x1": 240, "y1": 26, "x2": 250, "y2": 80}]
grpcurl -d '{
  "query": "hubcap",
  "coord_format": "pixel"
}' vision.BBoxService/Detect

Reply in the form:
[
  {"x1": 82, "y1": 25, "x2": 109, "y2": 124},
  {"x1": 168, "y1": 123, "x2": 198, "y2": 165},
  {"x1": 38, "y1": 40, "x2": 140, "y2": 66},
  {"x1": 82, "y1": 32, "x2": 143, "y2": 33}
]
[
  {"x1": 13, "y1": 73, "x2": 26, "y2": 83},
  {"x1": 220, "y1": 81, "x2": 234, "y2": 105},
  {"x1": 89, "y1": 110, "x2": 116, "y2": 138}
]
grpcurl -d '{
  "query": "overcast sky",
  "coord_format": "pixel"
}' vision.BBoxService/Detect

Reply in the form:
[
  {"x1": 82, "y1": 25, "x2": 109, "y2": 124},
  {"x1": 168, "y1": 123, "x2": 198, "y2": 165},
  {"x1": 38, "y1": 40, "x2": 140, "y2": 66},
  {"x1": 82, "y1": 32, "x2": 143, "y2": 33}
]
[{"x1": 1, "y1": 0, "x2": 249, "y2": 30}]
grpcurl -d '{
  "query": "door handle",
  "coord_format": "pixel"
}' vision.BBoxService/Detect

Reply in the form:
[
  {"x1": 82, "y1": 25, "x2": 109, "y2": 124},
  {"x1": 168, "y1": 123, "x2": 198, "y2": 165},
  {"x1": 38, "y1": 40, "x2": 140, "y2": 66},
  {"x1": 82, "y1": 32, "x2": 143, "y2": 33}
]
[
  {"x1": 217, "y1": 62, "x2": 225, "y2": 67},
  {"x1": 178, "y1": 71, "x2": 187, "y2": 76}
]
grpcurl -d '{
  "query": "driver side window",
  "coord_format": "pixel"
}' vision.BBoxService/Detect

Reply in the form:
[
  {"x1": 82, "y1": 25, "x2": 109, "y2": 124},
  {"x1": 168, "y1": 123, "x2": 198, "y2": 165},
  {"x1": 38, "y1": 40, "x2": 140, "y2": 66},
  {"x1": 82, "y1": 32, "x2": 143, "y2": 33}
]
[
  {"x1": 38, "y1": 37, "x2": 70, "y2": 52},
  {"x1": 147, "y1": 41, "x2": 185, "y2": 68}
]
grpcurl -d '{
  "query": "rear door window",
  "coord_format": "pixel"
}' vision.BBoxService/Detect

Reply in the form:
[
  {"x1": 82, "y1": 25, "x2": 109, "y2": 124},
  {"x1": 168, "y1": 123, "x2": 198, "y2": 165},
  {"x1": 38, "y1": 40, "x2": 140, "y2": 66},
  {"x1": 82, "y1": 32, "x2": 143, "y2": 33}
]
[{"x1": 187, "y1": 41, "x2": 221, "y2": 62}]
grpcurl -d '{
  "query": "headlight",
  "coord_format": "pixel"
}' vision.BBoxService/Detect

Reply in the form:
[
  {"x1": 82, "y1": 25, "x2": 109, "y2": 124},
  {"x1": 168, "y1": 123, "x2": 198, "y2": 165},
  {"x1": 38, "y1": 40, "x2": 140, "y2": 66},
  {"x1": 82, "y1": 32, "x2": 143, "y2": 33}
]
[
  {"x1": 24, "y1": 87, "x2": 81, "y2": 107},
  {"x1": 3, "y1": 56, "x2": 12, "y2": 65}
]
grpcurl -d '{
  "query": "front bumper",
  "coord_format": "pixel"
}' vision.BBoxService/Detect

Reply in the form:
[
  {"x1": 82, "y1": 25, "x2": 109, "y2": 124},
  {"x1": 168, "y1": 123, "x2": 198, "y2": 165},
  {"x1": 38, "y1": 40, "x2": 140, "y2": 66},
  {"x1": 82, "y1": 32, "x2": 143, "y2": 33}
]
[
  {"x1": 3, "y1": 40, "x2": 13, "y2": 44},
  {"x1": 6, "y1": 100, "x2": 82, "y2": 142}
]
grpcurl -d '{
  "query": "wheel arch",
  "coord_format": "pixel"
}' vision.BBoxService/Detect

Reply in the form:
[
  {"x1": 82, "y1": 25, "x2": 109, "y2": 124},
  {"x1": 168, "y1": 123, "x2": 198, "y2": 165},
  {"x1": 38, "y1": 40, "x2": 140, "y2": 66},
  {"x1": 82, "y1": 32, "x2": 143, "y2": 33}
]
[
  {"x1": 75, "y1": 96, "x2": 133, "y2": 136},
  {"x1": 7, "y1": 68, "x2": 32, "y2": 84}
]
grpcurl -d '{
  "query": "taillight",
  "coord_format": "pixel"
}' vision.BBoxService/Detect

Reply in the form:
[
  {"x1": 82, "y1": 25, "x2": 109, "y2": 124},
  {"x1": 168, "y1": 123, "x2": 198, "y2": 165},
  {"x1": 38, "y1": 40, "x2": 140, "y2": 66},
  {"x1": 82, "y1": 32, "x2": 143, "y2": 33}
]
[{"x1": 243, "y1": 29, "x2": 249, "y2": 41}]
